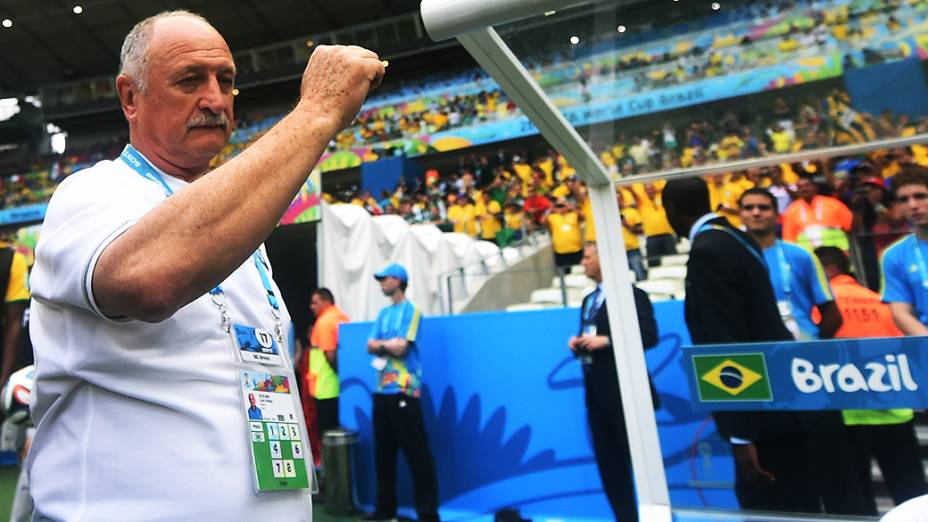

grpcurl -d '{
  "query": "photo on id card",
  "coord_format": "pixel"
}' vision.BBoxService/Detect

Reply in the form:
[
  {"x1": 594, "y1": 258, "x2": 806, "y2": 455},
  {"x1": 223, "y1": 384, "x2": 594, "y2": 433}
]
[{"x1": 241, "y1": 371, "x2": 309, "y2": 491}]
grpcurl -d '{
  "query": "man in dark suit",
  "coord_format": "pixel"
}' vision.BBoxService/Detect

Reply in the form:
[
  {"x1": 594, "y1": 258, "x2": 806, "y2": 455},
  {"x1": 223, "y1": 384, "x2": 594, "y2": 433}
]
[
  {"x1": 662, "y1": 177, "x2": 866, "y2": 515},
  {"x1": 569, "y1": 241, "x2": 660, "y2": 522}
]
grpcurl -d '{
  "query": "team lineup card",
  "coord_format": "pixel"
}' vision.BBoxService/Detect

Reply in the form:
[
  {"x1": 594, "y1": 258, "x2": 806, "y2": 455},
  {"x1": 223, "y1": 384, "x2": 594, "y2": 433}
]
[{"x1": 241, "y1": 371, "x2": 310, "y2": 491}]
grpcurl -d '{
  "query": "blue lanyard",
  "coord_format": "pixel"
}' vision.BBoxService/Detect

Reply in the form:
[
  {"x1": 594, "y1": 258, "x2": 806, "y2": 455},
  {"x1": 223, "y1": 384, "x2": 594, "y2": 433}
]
[
  {"x1": 911, "y1": 235, "x2": 928, "y2": 291},
  {"x1": 774, "y1": 241, "x2": 792, "y2": 296},
  {"x1": 118, "y1": 145, "x2": 280, "y2": 315},
  {"x1": 697, "y1": 223, "x2": 767, "y2": 269}
]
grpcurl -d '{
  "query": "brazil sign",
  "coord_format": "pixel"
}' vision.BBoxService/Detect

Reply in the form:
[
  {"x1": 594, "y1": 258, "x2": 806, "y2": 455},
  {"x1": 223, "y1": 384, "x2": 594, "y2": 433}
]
[{"x1": 683, "y1": 337, "x2": 928, "y2": 411}]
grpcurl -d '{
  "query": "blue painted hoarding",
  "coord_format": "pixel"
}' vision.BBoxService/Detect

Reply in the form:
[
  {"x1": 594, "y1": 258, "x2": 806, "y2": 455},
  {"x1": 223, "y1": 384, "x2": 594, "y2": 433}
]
[{"x1": 338, "y1": 302, "x2": 738, "y2": 520}]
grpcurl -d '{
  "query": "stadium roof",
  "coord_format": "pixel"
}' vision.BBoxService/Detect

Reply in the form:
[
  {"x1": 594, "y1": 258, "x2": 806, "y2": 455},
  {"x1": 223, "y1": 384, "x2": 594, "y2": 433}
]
[{"x1": 0, "y1": 0, "x2": 420, "y2": 97}]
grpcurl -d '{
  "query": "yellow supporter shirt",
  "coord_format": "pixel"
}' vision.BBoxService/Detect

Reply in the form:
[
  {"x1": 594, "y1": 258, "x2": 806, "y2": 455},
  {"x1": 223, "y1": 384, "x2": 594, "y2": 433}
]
[
  {"x1": 771, "y1": 131, "x2": 791, "y2": 153},
  {"x1": 551, "y1": 184, "x2": 570, "y2": 200},
  {"x1": 913, "y1": 144, "x2": 928, "y2": 167},
  {"x1": 448, "y1": 204, "x2": 477, "y2": 236},
  {"x1": 478, "y1": 200, "x2": 502, "y2": 240},
  {"x1": 513, "y1": 163, "x2": 533, "y2": 197},
  {"x1": 632, "y1": 182, "x2": 674, "y2": 237},
  {"x1": 621, "y1": 208, "x2": 642, "y2": 250},
  {"x1": 537, "y1": 158, "x2": 555, "y2": 186},
  {"x1": 504, "y1": 209, "x2": 524, "y2": 231},
  {"x1": 1, "y1": 246, "x2": 29, "y2": 304},
  {"x1": 582, "y1": 197, "x2": 595, "y2": 242},
  {"x1": 548, "y1": 212, "x2": 583, "y2": 254}
]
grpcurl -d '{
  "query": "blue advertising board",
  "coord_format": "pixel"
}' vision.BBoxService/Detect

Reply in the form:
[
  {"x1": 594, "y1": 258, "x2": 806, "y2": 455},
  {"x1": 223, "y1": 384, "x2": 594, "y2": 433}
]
[
  {"x1": 0, "y1": 202, "x2": 47, "y2": 226},
  {"x1": 338, "y1": 302, "x2": 738, "y2": 520},
  {"x1": 682, "y1": 337, "x2": 928, "y2": 412}
]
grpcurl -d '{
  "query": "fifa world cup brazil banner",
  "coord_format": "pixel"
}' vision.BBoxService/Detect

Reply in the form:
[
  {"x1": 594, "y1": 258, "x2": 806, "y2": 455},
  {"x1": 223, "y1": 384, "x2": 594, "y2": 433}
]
[{"x1": 683, "y1": 337, "x2": 928, "y2": 411}]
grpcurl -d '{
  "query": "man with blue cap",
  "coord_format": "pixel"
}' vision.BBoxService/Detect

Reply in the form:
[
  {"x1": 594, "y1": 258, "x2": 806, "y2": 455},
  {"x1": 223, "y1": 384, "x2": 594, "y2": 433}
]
[{"x1": 363, "y1": 263, "x2": 440, "y2": 522}]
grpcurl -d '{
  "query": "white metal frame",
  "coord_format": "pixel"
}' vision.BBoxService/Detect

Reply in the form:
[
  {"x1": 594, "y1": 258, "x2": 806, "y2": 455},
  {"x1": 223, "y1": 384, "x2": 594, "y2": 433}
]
[{"x1": 422, "y1": 1, "x2": 672, "y2": 518}]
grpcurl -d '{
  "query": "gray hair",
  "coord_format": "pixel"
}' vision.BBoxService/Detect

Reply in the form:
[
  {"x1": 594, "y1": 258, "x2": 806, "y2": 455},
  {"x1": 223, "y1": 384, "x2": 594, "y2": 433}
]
[{"x1": 119, "y1": 10, "x2": 211, "y2": 92}]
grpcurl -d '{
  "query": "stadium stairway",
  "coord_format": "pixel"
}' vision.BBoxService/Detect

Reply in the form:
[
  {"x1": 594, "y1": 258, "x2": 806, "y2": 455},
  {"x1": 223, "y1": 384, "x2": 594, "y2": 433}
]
[{"x1": 318, "y1": 203, "x2": 550, "y2": 321}]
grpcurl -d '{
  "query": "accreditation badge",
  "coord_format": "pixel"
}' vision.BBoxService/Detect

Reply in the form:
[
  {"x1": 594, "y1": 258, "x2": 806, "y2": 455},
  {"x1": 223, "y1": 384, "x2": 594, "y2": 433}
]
[
  {"x1": 233, "y1": 323, "x2": 283, "y2": 366},
  {"x1": 240, "y1": 370, "x2": 311, "y2": 491}
]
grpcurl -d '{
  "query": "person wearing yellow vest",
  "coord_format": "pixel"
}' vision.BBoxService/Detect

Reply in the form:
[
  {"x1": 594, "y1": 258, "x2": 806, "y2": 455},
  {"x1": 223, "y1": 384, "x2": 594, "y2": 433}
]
[
  {"x1": 542, "y1": 197, "x2": 584, "y2": 270},
  {"x1": 782, "y1": 174, "x2": 853, "y2": 251},
  {"x1": 632, "y1": 182, "x2": 677, "y2": 266},
  {"x1": 308, "y1": 288, "x2": 349, "y2": 441},
  {"x1": 814, "y1": 247, "x2": 928, "y2": 513}
]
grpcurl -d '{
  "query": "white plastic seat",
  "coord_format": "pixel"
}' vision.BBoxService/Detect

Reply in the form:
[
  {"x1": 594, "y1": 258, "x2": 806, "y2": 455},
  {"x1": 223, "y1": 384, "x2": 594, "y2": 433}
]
[
  {"x1": 530, "y1": 288, "x2": 564, "y2": 304},
  {"x1": 660, "y1": 254, "x2": 689, "y2": 267},
  {"x1": 637, "y1": 278, "x2": 685, "y2": 298},
  {"x1": 648, "y1": 265, "x2": 686, "y2": 280}
]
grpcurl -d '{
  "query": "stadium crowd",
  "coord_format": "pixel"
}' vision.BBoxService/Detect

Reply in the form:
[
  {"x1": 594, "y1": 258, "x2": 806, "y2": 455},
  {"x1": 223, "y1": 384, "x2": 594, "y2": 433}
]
[
  {"x1": 2, "y1": 0, "x2": 925, "y2": 209},
  {"x1": 329, "y1": 88, "x2": 922, "y2": 283}
]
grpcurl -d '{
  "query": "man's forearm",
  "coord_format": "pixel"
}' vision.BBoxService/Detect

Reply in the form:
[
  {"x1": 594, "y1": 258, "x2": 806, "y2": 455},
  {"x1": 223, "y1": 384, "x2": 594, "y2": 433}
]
[
  {"x1": 94, "y1": 104, "x2": 338, "y2": 321},
  {"x1": 890, "y1": 305, "x2": 928, "y2": 336}
]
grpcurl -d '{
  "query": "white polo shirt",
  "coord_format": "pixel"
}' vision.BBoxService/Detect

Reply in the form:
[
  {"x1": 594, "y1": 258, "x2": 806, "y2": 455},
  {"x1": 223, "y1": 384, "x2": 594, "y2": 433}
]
[{"x1": 28, "y1": 154, "x2": 311, "y2": 521}]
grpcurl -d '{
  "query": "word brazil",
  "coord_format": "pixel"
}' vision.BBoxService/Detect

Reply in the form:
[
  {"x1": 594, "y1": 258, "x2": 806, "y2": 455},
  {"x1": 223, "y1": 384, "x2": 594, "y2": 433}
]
[{"x1": 792, "y1": 354, "x2": 919, "y2": 394}]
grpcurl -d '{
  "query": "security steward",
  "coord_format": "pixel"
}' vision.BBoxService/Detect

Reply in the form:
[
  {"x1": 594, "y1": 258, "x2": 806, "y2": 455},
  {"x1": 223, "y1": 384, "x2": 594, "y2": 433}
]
[{"x1": 815, "y1": 246, "x2": 928, "y2": 512}]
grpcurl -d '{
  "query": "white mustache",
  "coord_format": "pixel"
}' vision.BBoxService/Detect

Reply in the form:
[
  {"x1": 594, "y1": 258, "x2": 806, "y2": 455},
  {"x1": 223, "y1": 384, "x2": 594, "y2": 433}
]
[{"x1": 187, "y1": 112, "x2": 229, "y2": 129}]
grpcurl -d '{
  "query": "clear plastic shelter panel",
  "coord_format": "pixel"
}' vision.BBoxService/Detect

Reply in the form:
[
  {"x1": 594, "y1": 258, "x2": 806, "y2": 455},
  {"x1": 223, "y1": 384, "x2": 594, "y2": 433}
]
[
  {"x1": 493, "y1": 0, "x2": 927, "y2": 181},
  {"x1": 490, "y1": 0, "x2": 928, "y2": 519}
]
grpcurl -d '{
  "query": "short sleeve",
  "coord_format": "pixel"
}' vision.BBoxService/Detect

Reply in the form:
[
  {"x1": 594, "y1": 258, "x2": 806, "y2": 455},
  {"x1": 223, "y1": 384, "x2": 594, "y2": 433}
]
[
  {"x1": 881, "y1": 243, "x2": 913, "y2": 305},
  {"x1": 403, "y1": 304, "x2": 422, "y2": 343},
  {"x1": 369, "y1": 309, "x2": 384, "y2": 340},
  {"x1": 315, "y1": 316, "x2": 339, "y2": 352},
  {"x1": 29, "y1": 162, "x2": 155, "y2": 319},
  {"x1": 5, "y1": 252, "x2": 29, "y2": 304},
  {"x1": 802, "y1": 249, "x2": 834, "y2": 305}
]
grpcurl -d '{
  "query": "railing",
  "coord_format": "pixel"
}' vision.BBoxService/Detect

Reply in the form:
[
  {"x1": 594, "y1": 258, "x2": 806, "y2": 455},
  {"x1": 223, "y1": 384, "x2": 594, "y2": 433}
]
[{"x1": 437, "y1": 222, "x2": 538, "y2": 315}]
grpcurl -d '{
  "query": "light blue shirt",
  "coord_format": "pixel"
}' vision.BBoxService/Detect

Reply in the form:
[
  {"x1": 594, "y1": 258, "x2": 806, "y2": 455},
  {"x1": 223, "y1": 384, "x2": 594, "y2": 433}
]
[
  {"x1": 369, "y1": 300, "x2": 424, "y2": 396},
  {"x1": 881, "y1": 234, "x2": 928, "y2": 325},
  {"x1": 764, "y1": 240, "x2": 834, "y2": 339}
]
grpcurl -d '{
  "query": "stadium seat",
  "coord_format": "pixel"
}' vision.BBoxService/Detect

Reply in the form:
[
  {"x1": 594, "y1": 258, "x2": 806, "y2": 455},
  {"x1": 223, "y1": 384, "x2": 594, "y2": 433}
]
[
  {"x1": 661, "y1": 254, "x2": 689, "y2": 267},
  {"x1": 530, "y1": 288, "x2": 564, "y2": 305},
  {"x1": 550, "y1": 273, "x2": 592, "y2": 289},
  {"x1": 647, "y1": 265, "x2": 686, "y2": 281},
  {"x1": 637, "y1": 278, "x2": 685, "y2": 299}
]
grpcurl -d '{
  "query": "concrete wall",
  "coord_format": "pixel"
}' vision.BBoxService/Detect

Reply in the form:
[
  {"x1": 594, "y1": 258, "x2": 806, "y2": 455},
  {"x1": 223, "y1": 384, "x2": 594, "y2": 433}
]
[{"x1": 460, "y1": 243, "x2": 555, "y2": 313}]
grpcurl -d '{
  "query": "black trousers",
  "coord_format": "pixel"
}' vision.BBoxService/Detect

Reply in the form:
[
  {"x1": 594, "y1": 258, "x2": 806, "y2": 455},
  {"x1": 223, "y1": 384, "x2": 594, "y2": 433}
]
[
  {"x1": 587, "y1": 403, "x2": 637, "y2": 521},
  {"x1": 734, "y1": 435, "x2": 820, "y2": 513},
  {"x1": 848, "y1": 421, "x2": 928, "y2": 512},
  {"x1": 315, "y1": 397, "x2": 340, "y2": 436},
  {"x1": 554, "y1": 250, "x2": 583, "y2": 269},
  {"x1": 735, "y1": 412, "x2": 870, "y2": 516},
  {"x1": 644, "y1": 234, "x2": 677, "y2": 267},
  {"x1": 373, "y1": 394, "x2": 440, "y2": 521}
]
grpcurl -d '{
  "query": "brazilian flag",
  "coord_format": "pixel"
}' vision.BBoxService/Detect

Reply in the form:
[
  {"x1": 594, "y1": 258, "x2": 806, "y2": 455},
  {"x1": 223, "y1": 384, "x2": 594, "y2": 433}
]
[{"x1": 693, "y1": 353, "x2": 773, "y2": 402}]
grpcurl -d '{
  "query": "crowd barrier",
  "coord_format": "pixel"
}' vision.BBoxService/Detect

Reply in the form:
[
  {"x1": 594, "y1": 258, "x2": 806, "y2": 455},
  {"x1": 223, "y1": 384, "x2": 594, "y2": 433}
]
[{"x1": 338, "y1": 302, "x2": 740, "y2": 519}]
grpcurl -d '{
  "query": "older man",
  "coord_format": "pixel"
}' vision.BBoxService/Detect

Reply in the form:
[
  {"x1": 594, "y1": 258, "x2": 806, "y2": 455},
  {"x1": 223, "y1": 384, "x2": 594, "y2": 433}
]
[{"x1": 28, "y1": 11, "x2": 383, "y2": 521}]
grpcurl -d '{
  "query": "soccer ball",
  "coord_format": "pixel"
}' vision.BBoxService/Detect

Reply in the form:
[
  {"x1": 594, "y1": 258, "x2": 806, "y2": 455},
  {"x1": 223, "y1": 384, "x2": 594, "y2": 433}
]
[{"x1": 2, "y1": 365, "x2": 34, "y2": 424}]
